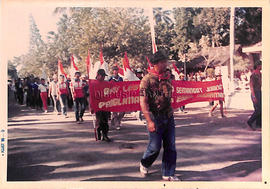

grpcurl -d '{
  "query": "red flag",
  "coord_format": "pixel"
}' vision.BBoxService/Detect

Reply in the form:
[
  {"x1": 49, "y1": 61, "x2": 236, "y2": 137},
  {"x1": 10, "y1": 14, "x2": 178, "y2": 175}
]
[
  {"x1": 99, "y1": 48, "x2": 104, "y2": 65},
  {"x1": 114, "y1": 63, "x2": 124, "y2": 76},
  {"x1": 173, "y1": 63, "x2": 181, "y2": 75},
  {"x1": 123, "y1": 52, "x2": 131, "y2": 71},
  {"x1": 86, "y1": 50, "x2": 91, "y2": 76},
  {"x1": 152, "y1": 39, "x2": 157, "y2": 53},
  {"x1": 58, "y1": 59, "x2": 67, "y2": 77},
  {"x1": 71, "y1": 55, "x2": 79, "y2": 71},
  {"x1": 146, "y1": 56, "x2": 153, "y2": 71}
]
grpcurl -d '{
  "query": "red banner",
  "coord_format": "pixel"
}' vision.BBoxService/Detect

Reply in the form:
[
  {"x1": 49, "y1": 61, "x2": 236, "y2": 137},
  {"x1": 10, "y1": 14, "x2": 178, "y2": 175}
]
[{"x1": 89, "y1": 79, "x2": 224, "y2": 112}]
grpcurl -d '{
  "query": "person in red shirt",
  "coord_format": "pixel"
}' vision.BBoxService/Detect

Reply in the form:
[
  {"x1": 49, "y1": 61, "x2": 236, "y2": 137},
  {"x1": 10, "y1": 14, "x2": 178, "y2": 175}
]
[
  {"x1": 57, "y1": 75, "x2": 69, "y2": 118},
  {"x1": 70, "y1": 71, "x2": 86, "y2": 124}
]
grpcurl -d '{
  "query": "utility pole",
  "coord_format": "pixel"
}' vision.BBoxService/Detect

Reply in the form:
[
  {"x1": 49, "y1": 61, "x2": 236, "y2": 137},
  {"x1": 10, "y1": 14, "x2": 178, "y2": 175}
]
[
  {"x1": 184, "y1": 53, "x2": 187, "y2": 80},
  {"x1": 229, "y1": 7, "x2": 235, "y2": 93}
]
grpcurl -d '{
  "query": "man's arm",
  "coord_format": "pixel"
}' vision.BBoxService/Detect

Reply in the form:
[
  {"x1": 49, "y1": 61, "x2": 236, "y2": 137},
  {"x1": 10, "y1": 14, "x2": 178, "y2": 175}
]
[
  {"x1": 249, "y1": 75, "x2": 257, "y2": 104},
  {"x1": 70, "y1": 82, "x2": 75, "y2": 100},
  {"x1": 140, "y1": 96, "x2": 155, "y2": 132},
  {"x1": 48, "y1": 83, "x2": 51, "y2": 97}
]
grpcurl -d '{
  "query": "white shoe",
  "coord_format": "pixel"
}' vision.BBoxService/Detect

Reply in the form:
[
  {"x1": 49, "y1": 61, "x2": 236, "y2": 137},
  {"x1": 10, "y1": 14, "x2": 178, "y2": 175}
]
[
  {"x1": 162, "y1": 175, "x2": 180, "y2": 181},
  {"x1": 44, "y1": 110, "x2": 48, "y2": 113},
  {"x1": 140, "y1": 163, "x2": 148, "y2": 177},
  {"x1": 116, "y1": 126, "x2": 121, "y2": 130}
]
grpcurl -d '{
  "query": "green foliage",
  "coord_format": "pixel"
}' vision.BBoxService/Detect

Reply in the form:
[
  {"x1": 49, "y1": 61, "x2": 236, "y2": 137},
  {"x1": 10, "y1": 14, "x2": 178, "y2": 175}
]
[
  {"x1": 235, "y1": 8, "x2": 262, "y2": 46},
  {"x1": 9, "y1": 7, "x2": 261, "y2": 77},
  {"x1": 8, "y1": 61, "x2": 18, "y2": 79}
]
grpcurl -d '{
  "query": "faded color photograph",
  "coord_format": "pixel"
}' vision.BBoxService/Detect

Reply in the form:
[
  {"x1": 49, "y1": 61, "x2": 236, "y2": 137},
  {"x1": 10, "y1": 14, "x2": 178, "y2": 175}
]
[{"x1": 3, "y1": 1, "x2": 265, "y2": 186}]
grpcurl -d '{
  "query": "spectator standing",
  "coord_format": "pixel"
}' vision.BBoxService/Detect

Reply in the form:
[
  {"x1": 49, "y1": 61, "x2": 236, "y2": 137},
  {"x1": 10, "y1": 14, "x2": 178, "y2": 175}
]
[{"x1": 247, "y1": 60, "x2": 262, "y2": 131}]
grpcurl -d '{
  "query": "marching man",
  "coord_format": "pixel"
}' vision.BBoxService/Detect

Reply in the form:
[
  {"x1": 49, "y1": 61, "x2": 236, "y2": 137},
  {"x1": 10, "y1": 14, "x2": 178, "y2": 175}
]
[
  {"x1": 70, "y1": 71, "x2": 86, "y2": 124},
  {"x1": 139, "y1": 51, "x2": 179, "y2": 181},
  {"x1": 57, "y1": 75, "x2": 69, "y2": 118}
]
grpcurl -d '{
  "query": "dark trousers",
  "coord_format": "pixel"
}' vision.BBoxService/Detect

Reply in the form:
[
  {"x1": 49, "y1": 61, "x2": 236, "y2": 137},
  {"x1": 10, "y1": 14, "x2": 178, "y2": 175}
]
[
  {"x1": 74, "y1": 97, "x2": 85, "y2": 121},
  {"x1": 59, "y1": 94, "x2": 68, "y2": 115},
  {"x1": 96, "y1": 111, "x2": 110, "y2": 137},
  {"x1": 248, "y1": 90, "x2": 261, "y2": 128},
  {"x1": 141, "y1": 115, "x2": 177, "y2": 176},
  {"x1": 17, "y1": 89, "x2": 23, "y2": 105},
  {"x1": 26, "y1": 92, "x2": 32, "y2": 107}
]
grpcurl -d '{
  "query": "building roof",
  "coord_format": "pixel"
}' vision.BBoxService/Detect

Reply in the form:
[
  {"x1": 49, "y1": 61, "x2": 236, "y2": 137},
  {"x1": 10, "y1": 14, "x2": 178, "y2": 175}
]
[{"x1": 242, "y1": 42, "x2": 262, "y2": 53}]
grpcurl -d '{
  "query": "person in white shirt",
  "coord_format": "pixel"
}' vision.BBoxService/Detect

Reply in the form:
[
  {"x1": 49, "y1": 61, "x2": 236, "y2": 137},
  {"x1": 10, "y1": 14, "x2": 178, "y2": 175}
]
[
  {"x1": 48, "y1": 75, "x2": 60, "y2": 114},
  {"x1": 39, "y1": 78, "x2": 48, "y2": 113}
]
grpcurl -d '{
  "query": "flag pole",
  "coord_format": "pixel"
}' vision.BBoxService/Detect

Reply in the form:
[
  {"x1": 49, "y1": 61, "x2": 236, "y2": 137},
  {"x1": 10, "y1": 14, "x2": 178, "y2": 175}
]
[
  {"x1": 147, "y1": 7, "x2": 157, "y2": 54},
  {"x1": 92, "y1": 113, "x2": 98, "y2": 141}
]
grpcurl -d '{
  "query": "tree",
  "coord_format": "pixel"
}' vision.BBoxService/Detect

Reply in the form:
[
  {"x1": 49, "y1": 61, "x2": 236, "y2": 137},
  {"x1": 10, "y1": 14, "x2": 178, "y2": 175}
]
[
  {"x1": 153, "y1": 8, "x2": 173, "y2": 26},
  {"x1": 235, "y1": 7, "x2": 262, "y2": 46},
  {"x1": 152, "y1": 8, "x2": 177, "y2": 59},
  {"x1": 29, "y1": 14, "x2": 44, "y2": 52},
  {"x1": 194, "y1": 8, "x2": 230, "y2": 47},
  {"x1": 172, "y1": 8, "x2": 200, "y2": 60},
  {"x1": 8, "y1": 61, "x2": 18, "y2": 79}
]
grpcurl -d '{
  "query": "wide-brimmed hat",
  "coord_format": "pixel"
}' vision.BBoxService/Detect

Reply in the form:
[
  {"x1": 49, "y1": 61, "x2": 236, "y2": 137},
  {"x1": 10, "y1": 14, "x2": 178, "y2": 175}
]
[{"x1": 150, "y1": 51, "x2": 168, "y2": 65}]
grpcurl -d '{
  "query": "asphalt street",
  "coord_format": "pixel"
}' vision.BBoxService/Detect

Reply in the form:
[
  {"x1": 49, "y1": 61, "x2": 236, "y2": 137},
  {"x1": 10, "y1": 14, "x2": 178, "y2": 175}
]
[{"x1": 7, "y1": 90, "x2": 262, "y2": 182}]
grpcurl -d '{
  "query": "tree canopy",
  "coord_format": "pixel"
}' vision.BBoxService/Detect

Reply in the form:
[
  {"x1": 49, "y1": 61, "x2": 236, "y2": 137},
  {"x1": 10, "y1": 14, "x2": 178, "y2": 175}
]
[{"x1": 8, "y1": 7, "x2": 261, "y2": 79}]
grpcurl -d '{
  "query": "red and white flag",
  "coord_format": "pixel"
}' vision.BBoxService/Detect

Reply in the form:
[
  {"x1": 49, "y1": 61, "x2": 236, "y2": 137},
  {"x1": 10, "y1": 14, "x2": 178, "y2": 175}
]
[
  {"x1": 114, "y1": 63, "x2": 124, "y2": 77},
  {"x1": 146, "y1": 56, "x2": 154, "y2": 72},
  {"x1": 90, "y1": 48, "x2": 109, "y2": 79},
  {"x1": 58, "y1": 59, "x2": 67, "y2": 79},
  {"x1": 123, "y1": 52, "x2": 139, "y2": 81},
  {"x1": 70, "y1": 54, "x2": 79, "y2": 78},
  {"x1": 172, "y1": 63, "x2": 180, "y2": 80}
]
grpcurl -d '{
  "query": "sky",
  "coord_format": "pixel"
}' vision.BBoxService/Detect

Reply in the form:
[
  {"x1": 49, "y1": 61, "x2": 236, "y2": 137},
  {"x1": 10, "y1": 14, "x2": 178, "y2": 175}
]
[{"x1": 1, "y1": 2, "x2": 60, "y2": 64}]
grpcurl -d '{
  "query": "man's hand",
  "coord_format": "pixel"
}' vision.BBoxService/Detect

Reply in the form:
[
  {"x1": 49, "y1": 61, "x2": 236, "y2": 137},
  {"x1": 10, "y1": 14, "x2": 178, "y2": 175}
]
[{"x1": 147, "y1": 120, "x2": 156, "y2": 132}]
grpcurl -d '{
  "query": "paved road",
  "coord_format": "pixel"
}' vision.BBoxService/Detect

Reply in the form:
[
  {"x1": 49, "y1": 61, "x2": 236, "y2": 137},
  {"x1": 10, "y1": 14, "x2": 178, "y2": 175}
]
[{"x1": 7, "y1": 90, "x2": 262, "y2": 182}]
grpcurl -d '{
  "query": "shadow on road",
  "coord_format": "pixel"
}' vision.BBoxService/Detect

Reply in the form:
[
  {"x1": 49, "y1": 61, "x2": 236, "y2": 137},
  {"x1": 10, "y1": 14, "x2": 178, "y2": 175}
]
[{"x1": 7, "y1": 92, "x2": 261, "y2": 181}]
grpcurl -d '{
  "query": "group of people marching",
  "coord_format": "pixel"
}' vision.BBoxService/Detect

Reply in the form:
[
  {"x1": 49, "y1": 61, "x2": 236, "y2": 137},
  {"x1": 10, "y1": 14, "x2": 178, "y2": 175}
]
[
  {"x1": 9, "y1": 50, "x2": 261, "y2": 181},
  {"x1": 11, "y1": 72, "x2": 89, "y2": 124}
]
